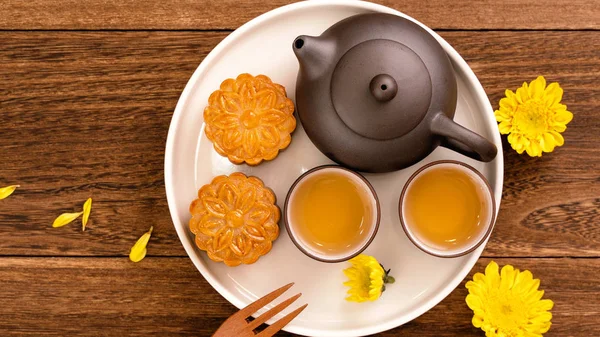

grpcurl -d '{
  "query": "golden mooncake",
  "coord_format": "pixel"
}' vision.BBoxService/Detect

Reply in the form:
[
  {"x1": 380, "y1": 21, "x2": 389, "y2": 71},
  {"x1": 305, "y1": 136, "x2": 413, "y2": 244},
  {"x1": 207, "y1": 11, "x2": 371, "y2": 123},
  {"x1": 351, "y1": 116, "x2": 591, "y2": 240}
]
[
  {"x1": 203, "y1": 73, "x2": 296, "y2": 165},
  {"x1": 189, "y1": 172, "x2": 280, "y2": 266}
]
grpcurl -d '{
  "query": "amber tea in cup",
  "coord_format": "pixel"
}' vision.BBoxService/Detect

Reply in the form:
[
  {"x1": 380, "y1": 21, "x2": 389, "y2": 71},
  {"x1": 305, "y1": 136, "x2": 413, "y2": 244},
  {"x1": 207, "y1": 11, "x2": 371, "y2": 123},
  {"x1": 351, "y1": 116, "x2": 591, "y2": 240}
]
[
  {"x1": 284, "y1": 166, "x2": 380, "y2": 262},
  {"x1": 399, "y1": 161, "x2": 495, "y2": 257}
]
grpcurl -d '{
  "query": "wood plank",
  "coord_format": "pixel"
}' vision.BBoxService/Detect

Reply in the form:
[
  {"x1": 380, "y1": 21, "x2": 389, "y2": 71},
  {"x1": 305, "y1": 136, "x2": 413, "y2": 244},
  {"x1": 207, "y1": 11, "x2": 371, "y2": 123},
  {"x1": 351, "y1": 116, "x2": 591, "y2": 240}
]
[
  {"x1": 0, "y1": 31, "x2": 598, "y2": 257},
  {"x1": 0, "y1": 0, "x2": 599, "y2": 31},
  {"x1": 0, "y1": 257, "x2": 597, "y2": 336}
]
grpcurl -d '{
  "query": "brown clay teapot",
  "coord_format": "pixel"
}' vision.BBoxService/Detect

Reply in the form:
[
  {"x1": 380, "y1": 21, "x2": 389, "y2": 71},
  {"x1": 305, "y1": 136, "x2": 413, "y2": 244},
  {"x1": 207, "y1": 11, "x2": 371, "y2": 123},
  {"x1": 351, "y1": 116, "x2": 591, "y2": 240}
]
[{"x1": 292, "y1": 13, "x2": 497, "y2": 173}]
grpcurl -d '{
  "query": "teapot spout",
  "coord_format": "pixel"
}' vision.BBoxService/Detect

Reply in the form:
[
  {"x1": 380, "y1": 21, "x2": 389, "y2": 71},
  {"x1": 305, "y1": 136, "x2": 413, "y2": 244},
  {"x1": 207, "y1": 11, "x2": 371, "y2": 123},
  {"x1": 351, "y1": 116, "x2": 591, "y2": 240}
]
[{"x1": 293, "y1": 35, "x2": 335, "y2": 80}]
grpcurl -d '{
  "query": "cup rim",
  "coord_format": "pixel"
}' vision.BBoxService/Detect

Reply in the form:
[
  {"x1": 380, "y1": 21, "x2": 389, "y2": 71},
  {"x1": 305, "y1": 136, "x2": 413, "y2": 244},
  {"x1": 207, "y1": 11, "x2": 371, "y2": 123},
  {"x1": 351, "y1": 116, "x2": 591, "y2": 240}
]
[
  {"x1": 398, "y1": 160, "x2": 496, "y2": 258},
  {"x1": 283, "y1": 165, "x2": 381, "y2": 263}
]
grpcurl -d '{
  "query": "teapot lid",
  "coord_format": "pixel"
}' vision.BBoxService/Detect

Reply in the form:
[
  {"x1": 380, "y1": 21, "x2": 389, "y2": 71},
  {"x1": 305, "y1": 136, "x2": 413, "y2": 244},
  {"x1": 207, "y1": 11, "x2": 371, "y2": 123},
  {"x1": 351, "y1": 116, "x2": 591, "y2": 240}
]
[{"x1": 331, "y1": 39, "x2": 432, "y2": 140}]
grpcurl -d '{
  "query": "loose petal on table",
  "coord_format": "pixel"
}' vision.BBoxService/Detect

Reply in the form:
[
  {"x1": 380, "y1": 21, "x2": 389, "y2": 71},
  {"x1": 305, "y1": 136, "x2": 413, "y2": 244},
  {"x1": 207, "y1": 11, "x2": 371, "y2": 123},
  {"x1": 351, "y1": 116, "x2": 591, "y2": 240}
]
[
  {"x1": 0, "y1": 185, "x2": 20, "y2": 200},
  {"x1": 52, "y1": 212, "x2": 84, "y2": 228},
  {"x1": 82, "y1": 198, "x2": 93, "y2": 231},
  {"x1": 129, "y1": 226, "x2": 154, "y2": 263}
]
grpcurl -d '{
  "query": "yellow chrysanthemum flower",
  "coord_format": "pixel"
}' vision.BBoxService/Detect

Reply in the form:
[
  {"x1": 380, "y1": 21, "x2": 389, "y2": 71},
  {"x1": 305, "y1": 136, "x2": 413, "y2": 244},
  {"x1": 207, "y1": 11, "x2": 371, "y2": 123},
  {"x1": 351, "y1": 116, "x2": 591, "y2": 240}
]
[
  {"x1": 466, "y1": 261, "x2": 554, "y2": 337},
  {"x1": 495, "y1": 76, "x2": 573, "y2": 157},
  {"x1": 343, "y1": 254, "x2": 394, "y2": 302}
]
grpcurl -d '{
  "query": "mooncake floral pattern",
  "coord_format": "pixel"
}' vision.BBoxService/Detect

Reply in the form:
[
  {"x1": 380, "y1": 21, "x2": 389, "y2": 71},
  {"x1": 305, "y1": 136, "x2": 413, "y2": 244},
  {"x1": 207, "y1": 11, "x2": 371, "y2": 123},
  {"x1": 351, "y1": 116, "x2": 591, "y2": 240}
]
[
  {"x1": 189, "y1": 173, "x2": 280, "y2": 266},
  {"x1": 203, "y1": 73, "x2": 296, "y2": 165}
]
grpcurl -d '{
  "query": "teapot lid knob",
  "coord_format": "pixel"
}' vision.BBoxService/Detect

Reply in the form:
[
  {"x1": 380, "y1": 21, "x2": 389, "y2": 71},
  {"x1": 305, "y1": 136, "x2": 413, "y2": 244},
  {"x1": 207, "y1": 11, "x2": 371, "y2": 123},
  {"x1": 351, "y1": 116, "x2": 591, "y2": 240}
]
[{"x1": 369, "y1": 74, "x2": 397, "y2": 102}]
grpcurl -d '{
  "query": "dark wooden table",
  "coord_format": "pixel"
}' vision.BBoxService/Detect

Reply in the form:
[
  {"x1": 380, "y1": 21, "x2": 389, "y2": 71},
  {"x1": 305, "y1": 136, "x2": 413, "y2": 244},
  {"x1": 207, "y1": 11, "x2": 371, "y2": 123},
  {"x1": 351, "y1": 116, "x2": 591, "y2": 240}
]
[{"x1": 1, "y1": 0, "x2": 599, "y2": 336}]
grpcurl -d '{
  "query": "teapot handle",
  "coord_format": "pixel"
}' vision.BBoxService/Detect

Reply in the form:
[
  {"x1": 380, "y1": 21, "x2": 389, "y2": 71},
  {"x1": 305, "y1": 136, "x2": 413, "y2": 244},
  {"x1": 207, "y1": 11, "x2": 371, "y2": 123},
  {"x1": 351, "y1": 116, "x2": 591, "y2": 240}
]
[{"x1": 430, "y1": 114, "x2": 497, "y2": 162}]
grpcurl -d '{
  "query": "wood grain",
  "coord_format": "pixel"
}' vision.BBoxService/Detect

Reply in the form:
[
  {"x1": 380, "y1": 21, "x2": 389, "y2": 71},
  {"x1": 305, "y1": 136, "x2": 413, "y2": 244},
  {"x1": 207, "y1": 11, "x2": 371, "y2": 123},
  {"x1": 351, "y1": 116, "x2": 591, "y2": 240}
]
[
  {"x1": 0, "y1": 0, "x2": 598, "y2": 335},
  {"x1": 0, "y1": 257, "x2": 596, "y2": 336},
  {"x1": 0, "y1": 31, "x2": 598, "y2": 257},
  {"x1": 0, "y1": 0, "x2": 599, "y2": 31}
]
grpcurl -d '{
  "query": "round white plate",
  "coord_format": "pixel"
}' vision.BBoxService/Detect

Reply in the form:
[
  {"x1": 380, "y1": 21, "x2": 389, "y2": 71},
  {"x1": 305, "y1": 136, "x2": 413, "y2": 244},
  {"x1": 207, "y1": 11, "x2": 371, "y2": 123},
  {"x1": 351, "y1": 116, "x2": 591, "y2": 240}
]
[{"x1": 165, "y1": 1, "x2": 503, "y2": 336}]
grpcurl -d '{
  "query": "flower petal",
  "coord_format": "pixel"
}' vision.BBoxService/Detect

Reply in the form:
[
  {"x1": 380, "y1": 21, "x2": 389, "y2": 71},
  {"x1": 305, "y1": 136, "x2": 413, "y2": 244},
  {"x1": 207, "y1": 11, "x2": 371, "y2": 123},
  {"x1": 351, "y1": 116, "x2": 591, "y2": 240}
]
[
  {"x1": 526, "y1": 282, "x2": 543, "y2": 300},
  {"x1": 544, "y1": 82, "x2": 563, "y2": 106},
  {"x1": 553, "y1": 108, "x2": 573, "y2": 125},
  {"x1": 511, "y1": 142, "x2": 526, "y2": 154},
  {"x1": 514, "y1": 269, "x2": 534, "y2": 289},
  {"x1": 508, "y1": 133, "x2": 528, "y2": 154},
  {"x1": 535, "y1": 311, "x2": 552, "y2": 323},
  {"x1": 466, "y1": 281, "x2": 487, "y2": 298},
  {"x1": 472, "y1": 272, "x2": 486, "y2": 284},
  {"x1": 498, "y1": 96, "x2": 517, "y2": 113},
  {"x1": 82, "y1": 198, "x2": 92, "y2": 231},
  {"x1": 0, "y1": 185, "x2": 19, "y2": 200},
  {"x1": 495, "y1": 107, "x2": 512, "y2": 121},
  {"x1": 129, "y1": 226, "x2": 153, "y2": 262},
  {"x1": 535, "y1": 299, "x2": 554, "y2": 312},
  {"x1": 505, "y1": 89, "x2": 517, "y2": 101},
  {"x1": 526, "y1": 140, "x2": 543, "y2": 157},
  {"x1": 472, "y1": 315, "x2": 484, "y2": 328},
  {"x1": 548, "y1": 131, "x2": 565, "y2": 146},
  {"x1": 484, "y1": 261, "x2": 500, "y2": 288},
  {"x1": 516, "y1": 82, "x2": 530, "y2": 103},
  {"x1": 52, "y1": 211, "x2": 84, "y2": 228},
  {"x1": 466, "y1": 294, "x2": 483, "y2": 311},
  {"x1": 541, "y1": 133, "x2": 557, "y2": 152},
  {"x1": 498, "y1": 121, "x2": 512, "y2": 134},
  {"x1": 528, "y1": 76, "x2": 547, "y2": 99},
  {"x1": 500, "y1": 264, "x2": 516, "y2": 291},
  {"x1": 552, "y1": 123, "x2": 567, "y2": 133}
]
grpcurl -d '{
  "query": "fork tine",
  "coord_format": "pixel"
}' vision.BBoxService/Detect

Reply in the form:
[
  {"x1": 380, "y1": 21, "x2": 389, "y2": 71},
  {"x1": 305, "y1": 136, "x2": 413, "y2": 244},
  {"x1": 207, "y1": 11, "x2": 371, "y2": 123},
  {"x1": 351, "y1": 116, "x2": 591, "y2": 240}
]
[
  {"x1": 246, "y1": 293, "x2": 301, "y2": 331},
  {"x1": 256, "y1": 303, "x2": 308, "y2": 337},
  {"x1": 237, "y1": 283, "x2": 294, "y2": 318}
]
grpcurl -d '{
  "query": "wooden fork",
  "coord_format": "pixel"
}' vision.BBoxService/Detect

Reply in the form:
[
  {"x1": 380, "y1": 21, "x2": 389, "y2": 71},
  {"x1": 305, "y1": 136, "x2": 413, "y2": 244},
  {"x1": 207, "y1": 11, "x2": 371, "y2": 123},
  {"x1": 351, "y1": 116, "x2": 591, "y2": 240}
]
[{"x1": 213, "y1": 283, "x2": 308, "y2": 337}]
